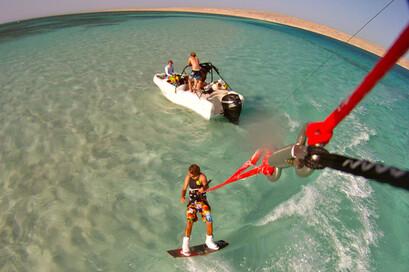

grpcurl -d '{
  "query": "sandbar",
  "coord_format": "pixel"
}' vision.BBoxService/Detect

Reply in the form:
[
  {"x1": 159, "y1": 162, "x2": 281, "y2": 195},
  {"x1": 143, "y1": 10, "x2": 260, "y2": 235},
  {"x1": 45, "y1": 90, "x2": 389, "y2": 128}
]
[{"x1": 106, "y1": 7, "x2": 409, "y2": 70}]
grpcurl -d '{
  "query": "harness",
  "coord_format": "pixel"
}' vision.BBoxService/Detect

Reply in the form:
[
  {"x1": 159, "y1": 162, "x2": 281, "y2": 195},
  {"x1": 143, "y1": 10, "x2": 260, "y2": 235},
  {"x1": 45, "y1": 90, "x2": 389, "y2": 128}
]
[{"x1": 188, "y1": 175, "x2": 207, "y2": 205}]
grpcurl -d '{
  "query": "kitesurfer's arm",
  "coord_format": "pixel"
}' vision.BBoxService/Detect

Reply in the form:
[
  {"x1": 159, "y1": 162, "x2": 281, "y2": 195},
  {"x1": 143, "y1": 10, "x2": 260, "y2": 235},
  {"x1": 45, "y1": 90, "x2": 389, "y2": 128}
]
[
  {"x1": 180, "y1": 174, "x2": 189, "y2": 203},
  {"x1": 198, "y1": 174, "x2": 208, "y2": 193}
]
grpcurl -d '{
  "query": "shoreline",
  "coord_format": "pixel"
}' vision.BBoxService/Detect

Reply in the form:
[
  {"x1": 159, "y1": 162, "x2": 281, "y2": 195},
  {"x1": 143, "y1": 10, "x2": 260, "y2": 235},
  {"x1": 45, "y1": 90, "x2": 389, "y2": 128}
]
[{"x1": 104, "y1": 7, "x2": 409, "y2": 70}]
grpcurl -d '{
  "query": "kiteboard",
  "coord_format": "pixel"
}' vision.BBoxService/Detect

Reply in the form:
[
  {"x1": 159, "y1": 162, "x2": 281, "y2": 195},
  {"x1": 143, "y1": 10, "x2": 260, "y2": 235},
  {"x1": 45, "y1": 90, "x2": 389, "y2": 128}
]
[{"x1": 167, "y1": 240, "x2": 229, "y2": 258}]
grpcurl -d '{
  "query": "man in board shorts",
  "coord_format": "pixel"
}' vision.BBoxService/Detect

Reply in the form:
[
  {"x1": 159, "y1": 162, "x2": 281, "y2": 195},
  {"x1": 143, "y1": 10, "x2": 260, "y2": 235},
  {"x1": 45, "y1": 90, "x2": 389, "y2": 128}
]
[
  {"x1": 180, "y1": 164, "x2": 219, "y2": 256},
  {"x1": 187, "y1": 52, "x2": 204, "y2": 92}
]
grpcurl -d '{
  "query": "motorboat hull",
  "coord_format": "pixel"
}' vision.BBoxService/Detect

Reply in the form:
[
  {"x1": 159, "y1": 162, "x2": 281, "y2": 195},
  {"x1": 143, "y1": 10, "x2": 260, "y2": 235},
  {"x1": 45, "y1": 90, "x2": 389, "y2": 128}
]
[{"x1": 153, "y1": 73, "x2": 244, "y2": 122}]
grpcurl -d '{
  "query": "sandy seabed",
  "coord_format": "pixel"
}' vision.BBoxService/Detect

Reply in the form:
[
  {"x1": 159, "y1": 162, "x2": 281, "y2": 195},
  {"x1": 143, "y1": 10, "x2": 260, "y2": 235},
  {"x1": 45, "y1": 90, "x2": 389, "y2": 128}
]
[{"x1": 105, "y1": 7, "x2": 409, "y2": 70}]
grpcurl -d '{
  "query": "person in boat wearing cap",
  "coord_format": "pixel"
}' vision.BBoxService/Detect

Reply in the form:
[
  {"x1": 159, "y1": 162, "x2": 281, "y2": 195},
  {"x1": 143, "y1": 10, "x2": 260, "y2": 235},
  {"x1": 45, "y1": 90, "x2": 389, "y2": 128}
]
[{"x1": 180, "y1": 164, "x2": 219, "y2": 256}]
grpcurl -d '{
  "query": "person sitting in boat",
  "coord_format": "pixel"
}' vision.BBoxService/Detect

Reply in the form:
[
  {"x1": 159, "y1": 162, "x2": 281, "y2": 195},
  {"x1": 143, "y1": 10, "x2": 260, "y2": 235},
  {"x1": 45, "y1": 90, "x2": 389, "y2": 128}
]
[
  {"x1": 187, "y1": 52, "x2": 203, "y2": 92},
  {"x1": 165, "y1": 60, "x2": 175, "y2": 77}
]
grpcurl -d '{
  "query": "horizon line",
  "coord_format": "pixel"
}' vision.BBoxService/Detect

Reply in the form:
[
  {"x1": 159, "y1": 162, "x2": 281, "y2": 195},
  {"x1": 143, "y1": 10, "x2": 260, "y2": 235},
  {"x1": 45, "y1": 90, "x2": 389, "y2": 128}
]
[{"x1": 2, "y1": 7, "x2": 408, "y2": 70}]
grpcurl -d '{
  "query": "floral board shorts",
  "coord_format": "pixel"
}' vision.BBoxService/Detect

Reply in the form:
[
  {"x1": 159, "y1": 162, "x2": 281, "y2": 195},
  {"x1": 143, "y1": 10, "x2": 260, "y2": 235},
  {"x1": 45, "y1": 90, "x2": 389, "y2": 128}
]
[{"x1": 186, "y1": 200, "x2": 213, "y2": 223}]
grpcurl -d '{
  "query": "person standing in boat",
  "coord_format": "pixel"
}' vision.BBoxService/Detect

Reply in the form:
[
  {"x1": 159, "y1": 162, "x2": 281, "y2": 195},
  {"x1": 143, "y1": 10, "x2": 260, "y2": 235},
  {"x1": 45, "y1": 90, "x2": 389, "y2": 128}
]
[
  {"x1": 165, "y1": 60, "x2": 174, "y2": 77},
  {"x1": 187, "y1": 52, "x2": 203, "y2": 91},
  {"x1": 180, "y1": 164, "x2": 219, "y2": 256}
]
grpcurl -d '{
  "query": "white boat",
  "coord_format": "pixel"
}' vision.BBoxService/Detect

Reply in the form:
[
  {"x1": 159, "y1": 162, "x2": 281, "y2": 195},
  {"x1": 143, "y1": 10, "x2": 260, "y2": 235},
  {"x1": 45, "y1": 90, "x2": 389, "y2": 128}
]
[{"x1": 153, "y1": 63, "x2": 244, "y2": 124}]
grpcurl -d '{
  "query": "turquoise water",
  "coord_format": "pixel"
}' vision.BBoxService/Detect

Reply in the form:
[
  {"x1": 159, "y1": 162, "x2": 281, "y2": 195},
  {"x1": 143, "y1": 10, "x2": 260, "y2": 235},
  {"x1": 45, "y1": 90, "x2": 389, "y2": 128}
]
[{"x1": 0, "y1": 12, "x2": 408, "y2": 272}]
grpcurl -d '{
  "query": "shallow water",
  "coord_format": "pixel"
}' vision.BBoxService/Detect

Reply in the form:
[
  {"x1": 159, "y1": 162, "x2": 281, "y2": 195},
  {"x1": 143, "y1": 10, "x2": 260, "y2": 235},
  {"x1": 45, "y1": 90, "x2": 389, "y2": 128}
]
[{"x1": 0, "y1": 12, "x2": 408, "y2": 272}]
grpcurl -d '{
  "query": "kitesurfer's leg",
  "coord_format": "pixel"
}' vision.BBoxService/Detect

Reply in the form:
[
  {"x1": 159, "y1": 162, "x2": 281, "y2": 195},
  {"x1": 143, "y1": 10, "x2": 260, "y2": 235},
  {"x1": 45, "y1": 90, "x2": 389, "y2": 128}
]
[
  {"x1": 185, "y1": 220, "x2": 193, "y2": 237},
  {"x1": 206, "y1": 221, "x2": 213, "y2": 236},
  {"x1": 205, "y1": 221, "x2": 219, "y2": 250},
  {"x1": 181, "y1": 221, "x2": 193, "y2": 256}
]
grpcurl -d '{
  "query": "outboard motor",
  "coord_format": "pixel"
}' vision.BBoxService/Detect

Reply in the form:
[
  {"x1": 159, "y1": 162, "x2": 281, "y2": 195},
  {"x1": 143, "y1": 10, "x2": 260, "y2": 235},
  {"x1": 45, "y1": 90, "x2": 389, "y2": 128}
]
[{"x1": 221, "y1": 93, "x2": 242, "y2": 124}]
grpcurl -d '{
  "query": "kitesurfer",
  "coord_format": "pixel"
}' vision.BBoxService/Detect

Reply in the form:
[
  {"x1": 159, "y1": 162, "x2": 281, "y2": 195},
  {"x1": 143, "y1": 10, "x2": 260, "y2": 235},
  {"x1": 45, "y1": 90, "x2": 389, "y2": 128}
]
[{"x1": 180, "y1": 164, "x2": 219, "y2": 256}]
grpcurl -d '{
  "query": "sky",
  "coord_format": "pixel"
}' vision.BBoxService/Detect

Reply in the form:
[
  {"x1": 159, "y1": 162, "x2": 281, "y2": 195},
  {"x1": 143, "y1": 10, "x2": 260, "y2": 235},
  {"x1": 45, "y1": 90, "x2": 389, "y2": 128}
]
[{"x1": 0, "y1": 0, "x2": 408, "y2": 50}]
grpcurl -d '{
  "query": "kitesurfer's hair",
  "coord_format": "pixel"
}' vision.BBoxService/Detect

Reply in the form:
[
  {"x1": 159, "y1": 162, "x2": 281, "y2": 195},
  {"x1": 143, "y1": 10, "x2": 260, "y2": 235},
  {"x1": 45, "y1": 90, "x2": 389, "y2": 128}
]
[
  {"x1": 190, "y1": 52, "x2": 196, "y2": 57},
  {"x1": 189, "y1": 164, "x2": 200, "y2": 176}
]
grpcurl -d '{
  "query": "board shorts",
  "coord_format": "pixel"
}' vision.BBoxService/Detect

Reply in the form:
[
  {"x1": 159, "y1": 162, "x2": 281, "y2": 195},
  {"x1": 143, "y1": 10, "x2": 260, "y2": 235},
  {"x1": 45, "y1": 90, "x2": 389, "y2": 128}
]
[
  {"x1": 186, "y1": 200, "x2": 213, "y2": 223},
  {"x1": 190, "y1": 70, "x2": 202, "y2": 80}
]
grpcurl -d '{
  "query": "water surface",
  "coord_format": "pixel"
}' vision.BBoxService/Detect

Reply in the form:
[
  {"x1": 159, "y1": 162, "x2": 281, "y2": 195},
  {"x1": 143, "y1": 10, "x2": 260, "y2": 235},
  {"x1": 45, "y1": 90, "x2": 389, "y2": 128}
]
[{"x1": 0, "y1": 12, "x2": 408, "y2": 272}]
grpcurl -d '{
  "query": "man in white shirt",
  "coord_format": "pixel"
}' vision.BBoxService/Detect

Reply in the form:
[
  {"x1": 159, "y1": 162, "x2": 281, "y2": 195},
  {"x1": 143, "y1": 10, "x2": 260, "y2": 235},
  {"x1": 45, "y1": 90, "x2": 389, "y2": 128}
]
[{"x1": 165, "y1": 60, "x2": 174, "y2": 77}]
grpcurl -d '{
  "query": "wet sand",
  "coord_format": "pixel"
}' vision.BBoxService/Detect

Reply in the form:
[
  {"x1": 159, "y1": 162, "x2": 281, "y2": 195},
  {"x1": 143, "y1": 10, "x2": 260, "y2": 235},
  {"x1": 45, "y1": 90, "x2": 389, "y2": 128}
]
[{"x1": 106, "y1": 7, "x2": 409, "y2": 70}]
